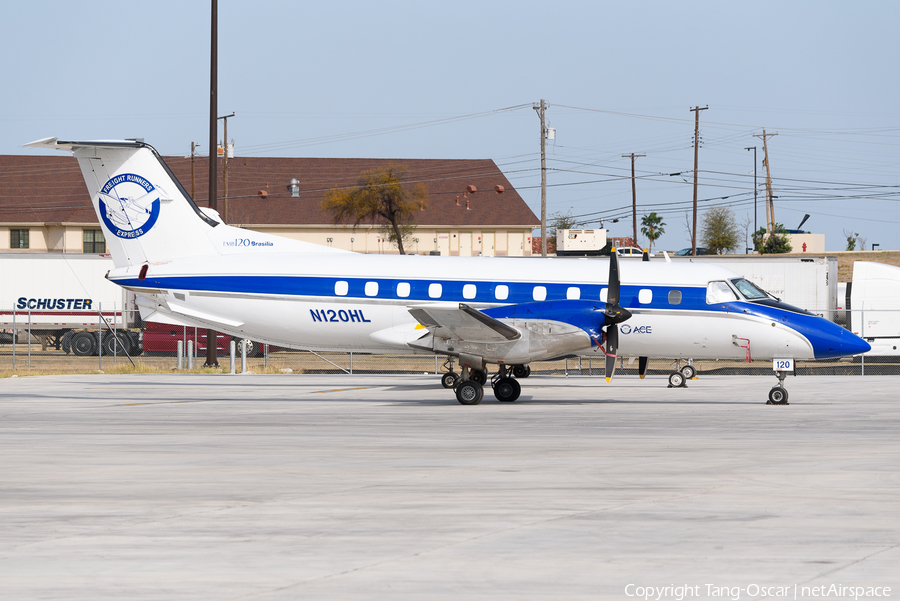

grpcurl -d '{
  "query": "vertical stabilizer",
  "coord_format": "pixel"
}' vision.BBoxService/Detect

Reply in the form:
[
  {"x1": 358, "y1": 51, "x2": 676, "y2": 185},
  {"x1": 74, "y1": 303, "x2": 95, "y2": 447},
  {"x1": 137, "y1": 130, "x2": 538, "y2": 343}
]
[{"x1": 25, "y1": 138, "x2": 221, "y2": 269}]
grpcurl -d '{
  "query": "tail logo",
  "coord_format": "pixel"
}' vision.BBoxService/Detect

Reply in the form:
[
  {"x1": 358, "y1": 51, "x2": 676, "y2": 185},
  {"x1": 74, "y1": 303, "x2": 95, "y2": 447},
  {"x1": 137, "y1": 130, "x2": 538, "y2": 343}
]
[{"x1": 98, "y1": 173, "x2": 161, "y2": 239}]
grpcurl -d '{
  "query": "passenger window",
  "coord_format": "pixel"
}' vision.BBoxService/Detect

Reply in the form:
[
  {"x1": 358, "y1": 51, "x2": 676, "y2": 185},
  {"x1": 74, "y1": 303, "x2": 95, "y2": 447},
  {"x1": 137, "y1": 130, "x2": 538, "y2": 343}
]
[
  {"x1": 566, "y1": 287, "x2": 580, "y2": 300},
  {"x1": 533, "y1": 286, "x2": 547, "y2": 301},
  {"x1": 668, "y1": 290, "x2": 682, "y2": 305},
  {"x1": 706, "y1": 281, "x2": 738, "y2": 304},
  {"x1": 365, "y1": 281, "x2": 378, "y2": 297},
  {"x1": 638, "y1": 289, "x2": 652, "y2": 304},
  {"x1": 600, "y1": 288, "x2": 608, "y2": 302},
  {"x1": 335, "y1": 281, "x2": 348, "y2": 296},
  {"x1": 397, "y1": 282, "x2": 410, "y2": 298},
  {"x1": 495, "y1": 284, "x2": 509, "y2": 300},
  {"x1": 462, "y1": 284, "x2": 476, "y2": 299},
  {"x1": 429, "y1": 283, "x2": 442, "y2": 298}
]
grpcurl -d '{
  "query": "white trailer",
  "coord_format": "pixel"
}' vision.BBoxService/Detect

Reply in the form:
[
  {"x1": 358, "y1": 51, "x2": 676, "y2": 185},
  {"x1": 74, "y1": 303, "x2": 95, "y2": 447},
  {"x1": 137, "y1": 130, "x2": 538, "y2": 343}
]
[
  {"x1": 556, "y1": 229, "x2": 608, "y2": 256},
  {"x1": 849, "y1": 261, "x2": 900, "y2": 356},
  {"x1": 670, "y1": 255, "x2": 838, "y2": 322},
  {"x1": 0, "y1": 253, "x2": 140, "y2": 355}
]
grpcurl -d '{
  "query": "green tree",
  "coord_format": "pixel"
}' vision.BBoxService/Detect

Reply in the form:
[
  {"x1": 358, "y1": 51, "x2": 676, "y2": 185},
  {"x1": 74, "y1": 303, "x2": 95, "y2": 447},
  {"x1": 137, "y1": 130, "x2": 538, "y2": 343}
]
[
  {"x1": 843, "y1": 229, "x2": 859, "y2": 251},
  {"x1": 640, "y1": 212, "x2": 666, "y2": 252},
  {"x1": 322, "y1": 165, "x2": 426, "y2": 255},
  {"x1": 753, "y1": 224, "x2": 793, "y2": 254},
  {"x1": 700, "y1": 206, "x2": 740, "y2": 255}
]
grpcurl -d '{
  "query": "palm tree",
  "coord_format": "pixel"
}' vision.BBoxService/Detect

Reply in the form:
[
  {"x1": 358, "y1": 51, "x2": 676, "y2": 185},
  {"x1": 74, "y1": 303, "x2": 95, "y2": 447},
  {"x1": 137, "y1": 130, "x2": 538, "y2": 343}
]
[{"x1": 640, "y1": 212, "x2": 666, "y2": 252}]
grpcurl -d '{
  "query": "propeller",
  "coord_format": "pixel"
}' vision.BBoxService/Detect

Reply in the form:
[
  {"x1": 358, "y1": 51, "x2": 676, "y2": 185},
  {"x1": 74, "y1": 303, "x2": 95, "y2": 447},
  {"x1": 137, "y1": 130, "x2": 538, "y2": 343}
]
[
  {"x1": 636, "y1": 249, "x2": 649, "y2": 374},
  {"x1": 603, "y1": 250, "x2": 632, "y2": 382}
]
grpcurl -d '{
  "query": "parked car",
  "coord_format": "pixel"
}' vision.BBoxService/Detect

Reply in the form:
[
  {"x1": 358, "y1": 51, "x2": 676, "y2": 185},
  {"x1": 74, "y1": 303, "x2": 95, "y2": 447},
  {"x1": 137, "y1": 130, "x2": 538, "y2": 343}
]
[
  {"x1": 673, "y1": 247, "x2": 710, "y2": 256},
  {"x1": 615, "y1": 247, "x2": 647, "y2": 257}
]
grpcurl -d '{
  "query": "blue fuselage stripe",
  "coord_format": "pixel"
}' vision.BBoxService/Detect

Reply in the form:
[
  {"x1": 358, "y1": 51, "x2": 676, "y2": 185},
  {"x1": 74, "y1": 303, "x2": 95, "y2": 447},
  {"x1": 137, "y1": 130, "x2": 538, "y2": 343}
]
[{"x1": 115, "y1": 275, "x2": 717, "y2": 312}]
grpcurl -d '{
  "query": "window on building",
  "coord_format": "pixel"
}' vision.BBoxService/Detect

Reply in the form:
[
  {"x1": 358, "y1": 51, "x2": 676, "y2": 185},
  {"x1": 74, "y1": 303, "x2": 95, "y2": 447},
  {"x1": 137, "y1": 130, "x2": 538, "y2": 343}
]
[
  {"x1": 83, "y1": 229, "x2": 106, "y2": 254},
  {"x1": 10, "y1": 229, "x2": 29, "y2": 249}
]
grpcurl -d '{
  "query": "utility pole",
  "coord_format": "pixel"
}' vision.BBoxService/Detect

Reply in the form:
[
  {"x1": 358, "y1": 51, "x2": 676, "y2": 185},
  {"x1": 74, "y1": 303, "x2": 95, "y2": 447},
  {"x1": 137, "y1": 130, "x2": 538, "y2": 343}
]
[
  {"x1": 534, "y1": 99, "x2": 548, "y2": 257},
  {"x1": 205, "y1": 0, "x2": 219, "y2": 368},
  {"x1": 754, "y1": 130, "x2": 777, "y2": 235},
  {"x1": 217, "y1": 112, "x2": 235, "y2": 223},
  {"x1": 744, "y1": 146, "x2": 757, "y2": 239},
  {"x1": 190, "y1": 142, "x2": 201, "y2": 199},
  {"x1": 623, "y1": 153, "x2": 645, "y2": 246},
  {"x1": 690, "y1": 105, "x2": 708, "y2": 255}
]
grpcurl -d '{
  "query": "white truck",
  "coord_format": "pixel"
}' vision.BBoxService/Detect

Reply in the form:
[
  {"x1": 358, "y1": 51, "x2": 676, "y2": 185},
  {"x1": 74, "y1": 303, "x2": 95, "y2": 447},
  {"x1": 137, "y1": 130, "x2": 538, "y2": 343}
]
[
  {"x1": 0, "y1": 253, "x2": 141, "y2": 356},
  {"x1": 670, "y1": 255, "x2": 839, "y2": 322},
  {"x1": 848, "y1": 261, "x2": 900, "y2": 356}
]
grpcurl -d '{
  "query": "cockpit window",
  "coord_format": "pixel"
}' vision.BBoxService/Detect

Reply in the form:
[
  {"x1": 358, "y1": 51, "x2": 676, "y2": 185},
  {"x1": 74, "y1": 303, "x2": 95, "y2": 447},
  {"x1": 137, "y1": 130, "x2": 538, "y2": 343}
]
[
  {"x1": 706, "y1": 281, "x2": 738, "y2": 304},
  {"x1": 731, "y1": 278, "x2": 769, "y2": 300}
]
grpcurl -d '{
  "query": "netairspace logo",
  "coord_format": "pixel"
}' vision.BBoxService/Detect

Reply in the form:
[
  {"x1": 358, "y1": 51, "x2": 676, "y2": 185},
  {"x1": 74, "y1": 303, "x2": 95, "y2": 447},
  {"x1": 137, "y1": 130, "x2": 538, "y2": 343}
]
[{"x1": 624, "y1": 583, "x2": 892, "y2": 601}]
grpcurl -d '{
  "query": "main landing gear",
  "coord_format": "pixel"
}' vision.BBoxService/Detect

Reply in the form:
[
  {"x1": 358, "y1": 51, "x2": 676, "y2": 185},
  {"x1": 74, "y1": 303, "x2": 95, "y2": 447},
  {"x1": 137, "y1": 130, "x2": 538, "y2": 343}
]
[
  {"x1": 440, "y1": 359, "x2": 528, "y2": 404},
  {"x1": 667, "y1": 360, "x2": 696, "y2": 388},
  {"x1": 767, "y1": 370, "x2": 790, "y2": 405}
]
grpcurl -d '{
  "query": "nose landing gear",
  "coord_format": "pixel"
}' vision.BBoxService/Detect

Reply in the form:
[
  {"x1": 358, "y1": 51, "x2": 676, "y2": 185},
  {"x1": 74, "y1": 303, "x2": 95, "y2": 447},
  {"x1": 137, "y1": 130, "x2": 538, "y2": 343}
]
[{"x1": 767, "y1": 370, "x2": 790, "y2": 405}]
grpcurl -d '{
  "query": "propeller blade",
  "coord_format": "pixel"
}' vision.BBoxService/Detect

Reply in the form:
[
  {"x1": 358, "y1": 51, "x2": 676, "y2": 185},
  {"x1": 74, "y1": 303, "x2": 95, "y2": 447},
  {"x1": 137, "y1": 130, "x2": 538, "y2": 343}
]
[
  {"x1": 605, "y1": 325, "x2": 618, "y2": 382},
  {"x1": 607, "y1": 251, "x2": 620, "y2": 307},
  {"x1": 638, "y1": 356, "x2": 648, "y2": 379}
]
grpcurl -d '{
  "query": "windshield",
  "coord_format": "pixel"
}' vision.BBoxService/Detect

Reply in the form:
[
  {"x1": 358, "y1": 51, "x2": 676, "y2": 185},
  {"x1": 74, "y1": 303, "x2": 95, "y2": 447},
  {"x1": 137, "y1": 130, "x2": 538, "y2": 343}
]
[
  {"x1": 731, "y1": 278, "x2": 770, "y2": 300},
  {"x1": 706, "y1": 281, "x2": 738, "y2": 304}
]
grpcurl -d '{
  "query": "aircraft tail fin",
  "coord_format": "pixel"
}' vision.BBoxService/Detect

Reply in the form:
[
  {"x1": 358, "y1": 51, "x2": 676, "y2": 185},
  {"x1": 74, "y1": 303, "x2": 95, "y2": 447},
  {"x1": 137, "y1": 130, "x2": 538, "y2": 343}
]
[{"x1": 25, "y1": 138, "x2": 222, "y2": 269}]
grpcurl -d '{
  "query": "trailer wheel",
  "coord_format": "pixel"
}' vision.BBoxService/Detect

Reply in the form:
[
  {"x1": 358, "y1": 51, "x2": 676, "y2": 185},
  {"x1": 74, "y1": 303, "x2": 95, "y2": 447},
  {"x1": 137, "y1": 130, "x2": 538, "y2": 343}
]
[
  {"x1": 61, "y1": 330, "x2": 75, "y2": 354},
  {"x1": 102, "y1": 333, "x2": 130, "y2": 356},
  {"x1": 71, "y1": 331, "x2": 96, "y2": 356},
  {"x1": 128, "y1": 331, "x2": 143, "y2": 356}
]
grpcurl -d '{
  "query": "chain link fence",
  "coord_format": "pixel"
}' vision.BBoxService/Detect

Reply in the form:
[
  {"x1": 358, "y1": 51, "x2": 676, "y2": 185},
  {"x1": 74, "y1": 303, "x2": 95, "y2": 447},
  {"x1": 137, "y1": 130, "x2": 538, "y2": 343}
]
[{"x1": 2, "y1": 307, "x2": 898, "y2": 376}]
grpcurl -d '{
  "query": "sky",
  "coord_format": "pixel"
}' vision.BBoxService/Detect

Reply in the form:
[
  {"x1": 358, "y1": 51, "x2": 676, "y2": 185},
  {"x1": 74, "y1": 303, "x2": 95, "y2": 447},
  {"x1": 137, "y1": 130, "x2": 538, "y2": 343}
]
[{"x1": 3, "y1": 0, "x2": 899, "y2": 252}]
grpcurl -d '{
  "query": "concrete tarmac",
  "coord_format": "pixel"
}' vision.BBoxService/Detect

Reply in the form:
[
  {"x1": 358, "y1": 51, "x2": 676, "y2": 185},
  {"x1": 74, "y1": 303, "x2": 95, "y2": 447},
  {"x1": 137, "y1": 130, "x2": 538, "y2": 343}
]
[{"x1": 1, "y1": 373, "x2": 898, "y2": 600}]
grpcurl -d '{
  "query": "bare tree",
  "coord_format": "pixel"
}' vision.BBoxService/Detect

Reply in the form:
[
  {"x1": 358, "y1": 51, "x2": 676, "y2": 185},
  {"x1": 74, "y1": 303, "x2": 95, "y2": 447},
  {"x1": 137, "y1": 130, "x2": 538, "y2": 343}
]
[{"x1": 738, "y1": 213, "x2": 753, "y2": 254}]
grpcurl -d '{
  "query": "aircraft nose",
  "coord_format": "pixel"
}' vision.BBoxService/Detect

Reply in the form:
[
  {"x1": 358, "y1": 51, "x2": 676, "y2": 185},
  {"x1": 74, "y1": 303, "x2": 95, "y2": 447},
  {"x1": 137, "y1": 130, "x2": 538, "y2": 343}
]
[
  {"x1": 842, "y1": 332, "x2": 871, "y2": 356},
  {"x1": 810, "y1": 322, "x2": 871, "y2": 359}
]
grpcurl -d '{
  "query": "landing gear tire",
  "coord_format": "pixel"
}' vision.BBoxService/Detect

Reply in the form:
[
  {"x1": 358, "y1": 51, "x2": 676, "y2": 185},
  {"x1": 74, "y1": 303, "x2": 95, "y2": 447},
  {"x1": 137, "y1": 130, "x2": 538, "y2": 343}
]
[
  {"x1": 471, "y1": 369, "x2": 487, "y2": 385},
  {"x1": 441, "y1": 372, "x2": 459, "y2": 389},
  {"x1": 668, "y1": 372, "x2": 686, "y2": 388},
  {"x1": 680, "y1": 365, "x2": 696, "y2": 380},
  {"x1": 71, "y1": 331, "x2": 96, "y2": 356},
  {"x1": 512, "y1": 364, "x2": 531, "y2": 379},
  {"x1": 767, "y1": 387, "x2": 789, "y2": 405},
  {"x1": 456, "y1": 380, "x2": 484, "y2": 405},
  {"x1": 493, "y1": 377, "x2": 521, "y2": 402}
]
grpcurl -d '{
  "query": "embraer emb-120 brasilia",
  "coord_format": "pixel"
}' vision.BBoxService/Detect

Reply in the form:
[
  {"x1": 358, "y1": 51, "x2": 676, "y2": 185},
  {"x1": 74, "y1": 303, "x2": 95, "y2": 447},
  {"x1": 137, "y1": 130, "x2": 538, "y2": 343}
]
[{"x1": 26, "y1": 138, "x2": 870, "y2": 405}]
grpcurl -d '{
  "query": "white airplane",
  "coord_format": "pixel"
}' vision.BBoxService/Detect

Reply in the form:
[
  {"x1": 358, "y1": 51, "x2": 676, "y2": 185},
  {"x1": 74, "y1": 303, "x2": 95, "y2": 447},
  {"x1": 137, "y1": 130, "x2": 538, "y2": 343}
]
[{"x1": 26, "y1": 138, "x2": 870, "y2": 405}]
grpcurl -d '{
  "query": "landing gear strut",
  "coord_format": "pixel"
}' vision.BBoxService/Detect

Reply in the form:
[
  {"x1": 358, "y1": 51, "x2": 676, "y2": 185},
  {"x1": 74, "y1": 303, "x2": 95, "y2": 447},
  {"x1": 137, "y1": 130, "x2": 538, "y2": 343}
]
[{"x1": 767, "y1": 371, "x2": 790, "y2": 405}]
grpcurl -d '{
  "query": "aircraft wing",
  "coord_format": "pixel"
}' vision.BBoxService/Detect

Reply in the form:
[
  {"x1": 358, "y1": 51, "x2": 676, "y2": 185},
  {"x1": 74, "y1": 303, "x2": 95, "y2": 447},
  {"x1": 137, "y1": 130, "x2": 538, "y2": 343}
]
[{"x1": 408, "y1": 303, "x2": 520, "y2": 343}]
